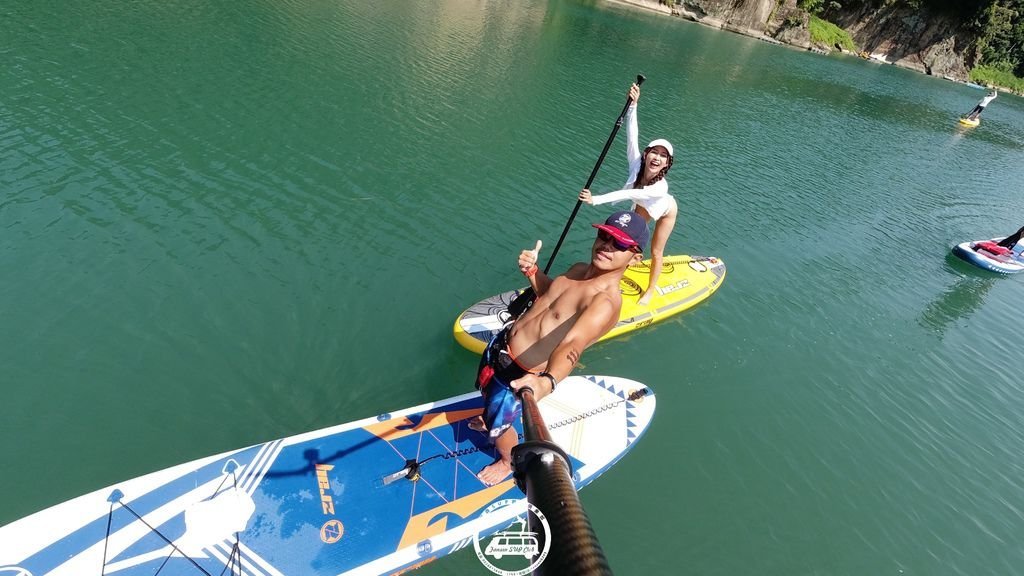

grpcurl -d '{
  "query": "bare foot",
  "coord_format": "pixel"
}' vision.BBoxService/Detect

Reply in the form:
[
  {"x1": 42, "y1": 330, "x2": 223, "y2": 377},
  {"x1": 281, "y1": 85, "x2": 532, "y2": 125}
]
[
  {"x1": 468, "y1": 416, "x2": 487, "y2": 433},
  {"x1": 637, "y1": 292, "x2": 652, "y2": 306},
  {"x1": 477, "y1": 458, "x2": 512, "y2": 486}
]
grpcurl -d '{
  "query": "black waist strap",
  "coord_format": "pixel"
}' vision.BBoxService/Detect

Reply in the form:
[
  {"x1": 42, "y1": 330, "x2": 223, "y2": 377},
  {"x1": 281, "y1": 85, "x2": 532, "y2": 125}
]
[{"x1": 486, "y1": 328, "x2": 529, "y2": 378}]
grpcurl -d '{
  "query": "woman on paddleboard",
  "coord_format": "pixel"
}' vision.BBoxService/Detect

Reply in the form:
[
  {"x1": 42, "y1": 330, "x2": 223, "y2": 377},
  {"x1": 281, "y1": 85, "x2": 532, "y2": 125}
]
[{"x1": 579, "y1": 82, "x2": 677, "y2": 306}]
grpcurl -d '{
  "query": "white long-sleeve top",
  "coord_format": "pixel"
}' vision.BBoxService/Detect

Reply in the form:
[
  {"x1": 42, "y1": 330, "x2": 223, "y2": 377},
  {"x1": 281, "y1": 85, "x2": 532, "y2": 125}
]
[
  {"x1": 979, "y1": 92, "x2": 997, "y2": 107},
  {"x1": 588, "y1": 103, "x2": 675, "y2": 220}
]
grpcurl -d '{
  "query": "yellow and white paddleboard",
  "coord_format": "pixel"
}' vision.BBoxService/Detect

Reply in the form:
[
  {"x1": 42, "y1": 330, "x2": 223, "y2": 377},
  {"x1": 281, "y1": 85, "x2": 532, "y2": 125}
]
[
  {"x1": 453, "y1": 254, "x2": 726, "y2": 354},
  {"x1": 959, "y1": 116, "x2": 980, "y2": 127}
]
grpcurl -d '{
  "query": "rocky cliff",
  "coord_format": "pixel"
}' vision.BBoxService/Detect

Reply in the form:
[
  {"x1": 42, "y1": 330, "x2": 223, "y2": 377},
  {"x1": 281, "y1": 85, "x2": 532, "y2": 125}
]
[
  {"x1": 672, "y1": 0, "x2": 974, "y2": 80},
  {"x1": 830, "y1": 3, "x2": 973, "y2": 79}
]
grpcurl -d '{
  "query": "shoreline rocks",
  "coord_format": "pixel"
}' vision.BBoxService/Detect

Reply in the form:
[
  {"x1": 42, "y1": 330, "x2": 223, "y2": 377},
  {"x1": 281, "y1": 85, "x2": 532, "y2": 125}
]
[{"x1": 607, "y1": 0, "x2": 1017, "y2": 94}]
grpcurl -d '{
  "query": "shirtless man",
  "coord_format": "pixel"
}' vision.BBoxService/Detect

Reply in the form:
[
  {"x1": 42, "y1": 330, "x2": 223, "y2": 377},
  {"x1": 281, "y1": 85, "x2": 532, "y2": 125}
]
[{"x1": 473, "y1": 210, "x2": 649, "y2": 485}]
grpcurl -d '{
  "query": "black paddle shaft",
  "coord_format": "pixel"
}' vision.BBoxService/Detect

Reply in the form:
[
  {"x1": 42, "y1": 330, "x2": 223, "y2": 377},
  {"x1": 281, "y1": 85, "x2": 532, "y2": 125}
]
[
  {"x1": 512, "y1": 388, "x2": 612, "y2": 575},
  {"x1": 543, "y1": 74, "x2": 646, "y2": 274}
]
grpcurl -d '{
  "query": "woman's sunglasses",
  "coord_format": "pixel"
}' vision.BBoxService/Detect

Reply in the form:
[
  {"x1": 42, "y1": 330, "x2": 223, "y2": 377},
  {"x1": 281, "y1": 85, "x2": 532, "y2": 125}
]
[{"x1": 596, "y1": 230, "x2": 640, "y2": 253}]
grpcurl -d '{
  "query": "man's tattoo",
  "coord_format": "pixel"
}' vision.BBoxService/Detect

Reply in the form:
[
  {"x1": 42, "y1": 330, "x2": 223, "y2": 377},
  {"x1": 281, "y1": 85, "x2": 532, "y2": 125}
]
[{"x1": 566, "y1": 348, "x2": 580, "y2": 366}]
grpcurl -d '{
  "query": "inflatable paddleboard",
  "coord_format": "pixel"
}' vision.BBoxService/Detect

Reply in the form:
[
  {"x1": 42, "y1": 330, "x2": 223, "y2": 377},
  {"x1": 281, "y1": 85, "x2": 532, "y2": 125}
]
[
  {"x1": 0, "y1": 375, "x2": 654, "y2": 576},
  {"x1": 958, "y1": 116, "x2": 980, "y2": 127},
  {"x1": 454, "y1": 254, "x2": 726, "y2": 354},
  {"x1": 952, "y1": 238, "x2": 1024, "y2": 274}
]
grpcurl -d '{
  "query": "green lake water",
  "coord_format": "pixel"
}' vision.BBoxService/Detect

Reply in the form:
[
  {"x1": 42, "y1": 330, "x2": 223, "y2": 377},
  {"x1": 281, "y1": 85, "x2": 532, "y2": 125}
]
[{"x1": 3, "y1": 0, "x2": 1024, "y2": 574}]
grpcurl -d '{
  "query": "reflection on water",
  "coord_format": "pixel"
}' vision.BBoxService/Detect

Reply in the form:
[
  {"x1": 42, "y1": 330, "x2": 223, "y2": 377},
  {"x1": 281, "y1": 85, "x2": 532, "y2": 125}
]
[{"x1": 919, "y1": 255, "x2": 1000, "y2": 337}]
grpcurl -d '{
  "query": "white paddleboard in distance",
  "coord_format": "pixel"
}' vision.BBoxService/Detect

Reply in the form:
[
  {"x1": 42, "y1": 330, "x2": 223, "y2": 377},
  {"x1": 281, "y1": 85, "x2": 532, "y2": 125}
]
[
  {"x1": 0, "y1": 375, "x2": 655, "y2": 576},
  {"x1": 952, "y1": 238, "x2": 1024, "y2": 274}
]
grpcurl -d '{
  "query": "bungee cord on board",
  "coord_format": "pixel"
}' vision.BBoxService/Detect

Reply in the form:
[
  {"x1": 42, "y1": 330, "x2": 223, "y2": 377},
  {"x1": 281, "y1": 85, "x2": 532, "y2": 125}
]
[{"x1": 99, "y1": 464, "x2": 247, "y2": 576}]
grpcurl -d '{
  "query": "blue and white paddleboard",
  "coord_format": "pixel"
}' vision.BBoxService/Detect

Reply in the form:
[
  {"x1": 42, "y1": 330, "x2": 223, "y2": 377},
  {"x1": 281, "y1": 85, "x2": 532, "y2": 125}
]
[
  {"x1": 952, "y1": 238, "x2": 1024, "y2": 274},
  {"x1": 0, "y1": 375, "x2": 655, "y2": 576}
]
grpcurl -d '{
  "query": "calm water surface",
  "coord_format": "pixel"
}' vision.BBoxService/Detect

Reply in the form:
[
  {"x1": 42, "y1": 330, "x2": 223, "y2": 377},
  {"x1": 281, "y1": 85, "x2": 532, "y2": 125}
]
[{"x1": 3, "y1": 0, "x2": 1024, "y2": 574}]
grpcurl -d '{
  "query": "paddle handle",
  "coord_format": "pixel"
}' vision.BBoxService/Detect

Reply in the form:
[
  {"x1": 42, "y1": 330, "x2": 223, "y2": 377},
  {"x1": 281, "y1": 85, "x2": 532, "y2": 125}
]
[
  {"x1": 517, "y1": 386, "x2": 552, "y2": 443},
  {"x1": 543, "y1": 74, "x2": 646, "y2": 274}
]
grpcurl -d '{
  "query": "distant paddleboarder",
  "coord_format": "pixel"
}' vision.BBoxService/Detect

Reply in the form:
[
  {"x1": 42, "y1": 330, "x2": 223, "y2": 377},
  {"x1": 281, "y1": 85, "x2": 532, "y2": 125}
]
[
  {"x1": 579, "y1": 82, "x2": 678, "y2": 306},
  {"x1": 970, "y1": 225, "x2": 1024, "y2": 258},
  {"x1": 965, "y1": 89, "x2": 997, "y2": 121}
]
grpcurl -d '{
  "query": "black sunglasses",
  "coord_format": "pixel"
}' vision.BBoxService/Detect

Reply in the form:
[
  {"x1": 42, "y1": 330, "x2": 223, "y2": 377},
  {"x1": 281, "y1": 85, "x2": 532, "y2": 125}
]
[{"x1": 596, "y1": 230, "x2": 640, "y2": 253}]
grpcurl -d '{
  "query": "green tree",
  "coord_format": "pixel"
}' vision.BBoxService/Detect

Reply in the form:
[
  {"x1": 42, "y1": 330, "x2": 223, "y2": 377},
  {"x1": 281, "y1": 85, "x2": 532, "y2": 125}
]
[
  {"x1": 975, "y1": 1, "x2": 1024, "y2": 75},
  {"x1": 798, "y1": 0, "x2": 825, "y2": 14}
]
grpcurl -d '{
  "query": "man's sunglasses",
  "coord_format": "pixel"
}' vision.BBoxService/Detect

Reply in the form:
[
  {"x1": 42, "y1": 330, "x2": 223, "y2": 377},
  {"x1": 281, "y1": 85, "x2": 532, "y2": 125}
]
[{"x1": 596, "y1": 230, "x2": 640, "y2": 253}]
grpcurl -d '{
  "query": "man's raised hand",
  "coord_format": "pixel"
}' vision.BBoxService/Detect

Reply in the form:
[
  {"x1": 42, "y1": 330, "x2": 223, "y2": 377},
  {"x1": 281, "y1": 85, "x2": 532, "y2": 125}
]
[{"x1": 519, "y1": 240, "x2": 542, "y2": 275}]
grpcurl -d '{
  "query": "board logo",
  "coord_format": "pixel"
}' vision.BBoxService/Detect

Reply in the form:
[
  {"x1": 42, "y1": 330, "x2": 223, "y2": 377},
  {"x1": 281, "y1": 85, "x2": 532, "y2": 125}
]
[
  {"x1": 320, "y1": 519, "x2": 345, "y2": 544},
  {"x1": 654, "y1": 279, "x2": 689, "y2": 296},
  {"x1": 314, "y1": 462, "x2": 347, "y2": 544},
  {"x1": 472, "y1": 499, "x2": 551, "y2": 576},
  {"x1": 315, "y1": 463, "x2": 335, "y2": 514},
  {"x1": 0, "y1": 568, "x2": 32, "y2": 576}
]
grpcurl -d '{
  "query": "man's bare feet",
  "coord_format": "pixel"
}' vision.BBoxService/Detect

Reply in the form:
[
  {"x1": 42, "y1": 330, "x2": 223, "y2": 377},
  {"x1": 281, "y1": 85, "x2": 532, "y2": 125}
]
[
  {"x1": 637, "y1": 291, "x2": 652, "y2": 306},
  {"x1": 468, "y1": 415, "x2": 487, "y2": 433},
  {"x1": 477, "y1": 458, "x2": 512, "y2": 486},
  {"x1": 477, "y1": 427, "x2": 516, "y2": 485}
]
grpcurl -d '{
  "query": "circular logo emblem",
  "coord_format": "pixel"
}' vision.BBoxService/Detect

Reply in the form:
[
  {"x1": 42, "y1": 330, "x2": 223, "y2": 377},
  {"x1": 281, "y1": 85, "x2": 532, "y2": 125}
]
[
  {"x1": 473, "y1": 499, "x2": 551, "y2": 576},
  {"x1": 0, "y1": 568, "x2": 33, "y2": 576},
  {"x1": 320, "y1": 519, "x2": 345, "y2": 544}
]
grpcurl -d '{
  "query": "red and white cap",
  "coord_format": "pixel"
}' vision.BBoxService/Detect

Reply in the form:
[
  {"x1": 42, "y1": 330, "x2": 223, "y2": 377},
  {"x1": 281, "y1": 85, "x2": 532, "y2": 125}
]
[{"x1": 592, "y1": 210, "x2": 649, "y2": 251}]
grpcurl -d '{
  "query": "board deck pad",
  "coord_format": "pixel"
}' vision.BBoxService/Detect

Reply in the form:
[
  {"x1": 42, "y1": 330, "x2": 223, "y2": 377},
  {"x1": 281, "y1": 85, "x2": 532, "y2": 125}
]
[
  {"x1": 454, "y1": 254, "x2": 726, "y2": 354},
  {"x1": 0, "y1": 375, "x2": 655, "y2": 576}
]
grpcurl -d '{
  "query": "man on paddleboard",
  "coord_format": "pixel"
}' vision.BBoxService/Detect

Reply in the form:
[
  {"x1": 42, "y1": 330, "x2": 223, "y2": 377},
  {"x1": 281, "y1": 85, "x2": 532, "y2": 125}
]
[
  {"x1": 965, "y1": 89, "x2": 997, "y2": 121},
  {"x1": 473, "y1": 210, "x2": 648, "y2": 485},
  {"x1": 973, "y1": 226, "x2": 1024, "y2": 258}
]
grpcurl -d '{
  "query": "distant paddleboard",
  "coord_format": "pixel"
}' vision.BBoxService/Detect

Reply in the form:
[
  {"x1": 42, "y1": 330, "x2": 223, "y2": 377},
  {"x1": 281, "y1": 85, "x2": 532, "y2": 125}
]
[
  {"x1": 0, "y1": 376, "x2": 655, "y2": 576},
  {"x1": 454, "y1": 254, "x2": 726, "y2": 354},
  {"x1": 958, "y1": 116, "x2": 980, "y2": 127},
  {"x1": 952, "y1": 238, "x2": 1024, "y2": 274}
]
